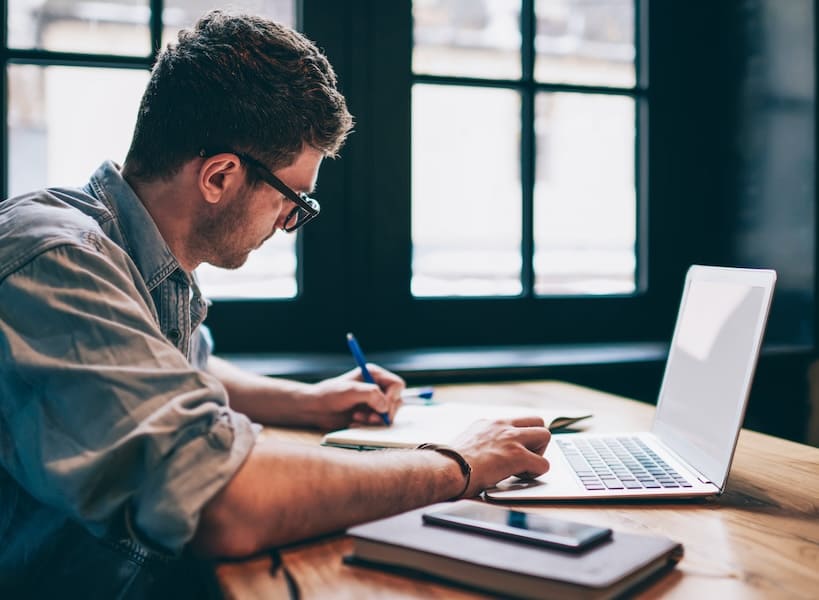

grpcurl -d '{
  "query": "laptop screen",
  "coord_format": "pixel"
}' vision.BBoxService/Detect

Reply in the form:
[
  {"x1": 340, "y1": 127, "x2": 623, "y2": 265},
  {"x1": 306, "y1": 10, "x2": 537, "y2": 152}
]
[{"x1": 652, "y1": 266, "x2": 776, "y2": 490}]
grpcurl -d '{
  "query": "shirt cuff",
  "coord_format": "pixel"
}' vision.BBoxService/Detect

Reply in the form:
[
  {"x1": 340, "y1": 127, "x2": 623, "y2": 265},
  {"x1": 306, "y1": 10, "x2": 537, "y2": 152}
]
[{"x1": 130, "y1": 407, "x2": 258, "y2": 554}]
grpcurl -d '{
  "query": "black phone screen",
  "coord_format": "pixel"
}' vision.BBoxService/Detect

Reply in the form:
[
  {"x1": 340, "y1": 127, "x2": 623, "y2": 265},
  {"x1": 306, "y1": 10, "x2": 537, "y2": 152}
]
[{"x1": 422, "y1": 503, "x2": 612, "y2": 551}]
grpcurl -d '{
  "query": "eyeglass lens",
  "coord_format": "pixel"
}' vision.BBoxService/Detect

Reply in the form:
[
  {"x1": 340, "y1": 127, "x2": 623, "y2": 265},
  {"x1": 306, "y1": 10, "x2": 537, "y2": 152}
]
[{"x1": 284, "y1": 197, "x2": 319, "y2": 232}]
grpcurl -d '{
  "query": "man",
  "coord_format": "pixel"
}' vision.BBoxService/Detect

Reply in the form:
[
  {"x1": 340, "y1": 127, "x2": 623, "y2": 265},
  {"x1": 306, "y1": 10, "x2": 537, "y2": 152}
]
[{"x1": 0, "y1": 11, "x2": 551, "y2": 597}]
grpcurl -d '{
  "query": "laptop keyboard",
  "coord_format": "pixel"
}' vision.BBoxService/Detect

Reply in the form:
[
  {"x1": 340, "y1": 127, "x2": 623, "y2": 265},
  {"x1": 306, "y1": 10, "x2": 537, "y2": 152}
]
[{"x1": 557, "y1": 437, "x2": 693, "y2": 491}]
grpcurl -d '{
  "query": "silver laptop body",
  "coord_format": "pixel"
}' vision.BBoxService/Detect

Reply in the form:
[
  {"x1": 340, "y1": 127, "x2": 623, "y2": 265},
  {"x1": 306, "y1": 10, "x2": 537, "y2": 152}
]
[{"x1": 486, "y1": 265, "x2": 777, "y2": 502}]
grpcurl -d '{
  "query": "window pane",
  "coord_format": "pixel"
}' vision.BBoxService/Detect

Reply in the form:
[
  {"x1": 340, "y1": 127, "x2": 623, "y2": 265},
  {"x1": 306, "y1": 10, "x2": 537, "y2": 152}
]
[
  {"x1": 162, "y1": 0, "x2": 296, "y2": 46},
  {"x1": 7, "y1": 65, "x2": 147, "y2": 196},
  {"x1": 535, "y1": 0, "x2": 635, "y2": 87},
  {"x1": 8, "y1": 0, "x2": 151, "y2": 55},
  {"x1": 412, "y1": 84, "x2": 521, "y2": 297},
  {"x1": 534, "y1": 92, "x2": 636, "y2": 295},
  {"x1": 160, "y1": 0, "x2": 298, "y2": 300},
  {"x1": 413, "y1": 0, "x2": 521, "y2": 79},
  {"x1": 196, "y1": 236, "x2": 297, "y2": 299}
]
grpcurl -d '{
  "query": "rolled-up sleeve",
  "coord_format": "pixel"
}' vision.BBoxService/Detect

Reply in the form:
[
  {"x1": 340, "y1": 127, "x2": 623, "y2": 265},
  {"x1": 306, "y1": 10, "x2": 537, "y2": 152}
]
[{"x1": 0, "y1": 242, "x2": 257, "y2": 553}]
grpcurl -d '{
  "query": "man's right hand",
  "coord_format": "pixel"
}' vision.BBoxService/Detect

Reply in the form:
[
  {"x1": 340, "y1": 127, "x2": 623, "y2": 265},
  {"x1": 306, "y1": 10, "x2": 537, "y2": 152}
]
[{"x1": 451, "y1": 417, "x2": 551, "y2": 497}]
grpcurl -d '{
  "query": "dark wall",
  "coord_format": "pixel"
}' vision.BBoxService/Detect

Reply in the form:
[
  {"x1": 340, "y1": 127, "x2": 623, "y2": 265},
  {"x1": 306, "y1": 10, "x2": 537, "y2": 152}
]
[
  {"x1": 716, "y1": 2, "x2": 815, "y2": 346},
  {"x1": 651, "y1": 1, "x2": 815, "y2": 343}
]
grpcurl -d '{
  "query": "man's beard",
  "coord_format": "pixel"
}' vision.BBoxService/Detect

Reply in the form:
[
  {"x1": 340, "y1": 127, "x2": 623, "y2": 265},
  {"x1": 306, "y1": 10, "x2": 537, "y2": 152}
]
[{"x1": 193, "y1": 185, "x2": 258, "y2": 269}]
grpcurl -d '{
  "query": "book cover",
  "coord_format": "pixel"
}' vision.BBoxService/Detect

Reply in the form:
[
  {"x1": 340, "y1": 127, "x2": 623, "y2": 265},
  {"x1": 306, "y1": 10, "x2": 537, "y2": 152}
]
[{"x1": 346, "y1": 502, "x2": 683, "y2": 600}]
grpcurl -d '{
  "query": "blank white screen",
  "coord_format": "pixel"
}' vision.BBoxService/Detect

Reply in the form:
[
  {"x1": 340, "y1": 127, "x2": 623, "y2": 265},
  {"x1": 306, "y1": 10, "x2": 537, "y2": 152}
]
[{"x1": 653, "y1": 279, "x2": 768, "y2": 488}]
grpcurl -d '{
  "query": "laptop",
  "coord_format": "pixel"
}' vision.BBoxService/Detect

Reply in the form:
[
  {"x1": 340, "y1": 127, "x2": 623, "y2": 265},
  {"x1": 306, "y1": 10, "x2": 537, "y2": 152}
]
[{"x1": 485, "y1": 265, "x2": 777, "y2": 502}]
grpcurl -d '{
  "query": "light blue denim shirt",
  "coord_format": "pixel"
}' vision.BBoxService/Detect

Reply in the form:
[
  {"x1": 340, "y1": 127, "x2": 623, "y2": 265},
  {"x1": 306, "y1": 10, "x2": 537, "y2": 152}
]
[{"x1": 0, "y1": 162, "x2": 257, "y2": 592}]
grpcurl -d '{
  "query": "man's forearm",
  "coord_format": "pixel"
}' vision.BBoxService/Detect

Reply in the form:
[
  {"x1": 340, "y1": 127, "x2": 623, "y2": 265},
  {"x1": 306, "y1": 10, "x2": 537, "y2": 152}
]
[
  {"x1": 206, "y1": 355, "x2": 403, "y2": 430},
  {"x1": 206, "y1": 355, "x2": 315, "y2": 425},
  {"x1": 192, "y1": 438, "x2": 464, "y2": 557}
]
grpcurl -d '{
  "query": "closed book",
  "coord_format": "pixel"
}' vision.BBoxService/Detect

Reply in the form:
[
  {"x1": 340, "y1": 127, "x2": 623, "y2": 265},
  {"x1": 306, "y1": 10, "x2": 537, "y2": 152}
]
[{"x1": 346, "y1": 503, "x2": 683, "y2": 600}]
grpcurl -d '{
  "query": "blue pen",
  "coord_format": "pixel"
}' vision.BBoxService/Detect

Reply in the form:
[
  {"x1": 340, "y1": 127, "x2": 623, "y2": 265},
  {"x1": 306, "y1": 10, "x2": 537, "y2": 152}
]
[
  {"x1": 401, "y1": 387, "x2": 435, "y2": 404},
  {"x1": 346, "y1": 332, "x2": 391, "y2": 425}
]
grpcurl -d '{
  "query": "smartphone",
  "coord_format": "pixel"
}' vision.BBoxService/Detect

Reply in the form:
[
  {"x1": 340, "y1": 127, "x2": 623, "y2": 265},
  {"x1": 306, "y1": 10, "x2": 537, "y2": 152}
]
[{"x1": 422, "y1": 503, "x2": 612, "y2": 552}]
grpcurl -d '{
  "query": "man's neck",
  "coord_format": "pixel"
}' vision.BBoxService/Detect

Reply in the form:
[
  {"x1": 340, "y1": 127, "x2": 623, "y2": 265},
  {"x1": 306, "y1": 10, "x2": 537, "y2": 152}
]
[{"x1": 123, "y1": 165, "x2": 201, "y2": 272}]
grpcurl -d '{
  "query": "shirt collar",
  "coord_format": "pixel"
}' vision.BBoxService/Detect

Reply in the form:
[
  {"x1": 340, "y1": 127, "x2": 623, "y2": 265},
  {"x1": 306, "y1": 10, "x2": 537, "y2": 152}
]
[{"x1": 86, "y1": 161, "x2": 186, "y2": 291}]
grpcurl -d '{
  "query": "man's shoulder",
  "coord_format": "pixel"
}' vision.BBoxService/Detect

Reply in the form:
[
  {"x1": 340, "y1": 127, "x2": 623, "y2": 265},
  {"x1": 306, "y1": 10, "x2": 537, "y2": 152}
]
[{"x1": 0, "y1": 187, "x2": 113, "y2": 280}]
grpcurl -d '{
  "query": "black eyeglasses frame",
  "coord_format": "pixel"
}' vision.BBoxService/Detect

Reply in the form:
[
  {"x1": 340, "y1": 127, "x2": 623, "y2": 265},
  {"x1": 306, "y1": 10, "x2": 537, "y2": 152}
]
[{"x1": 199, "y1": 149, "x2": 320, "y2": 232}]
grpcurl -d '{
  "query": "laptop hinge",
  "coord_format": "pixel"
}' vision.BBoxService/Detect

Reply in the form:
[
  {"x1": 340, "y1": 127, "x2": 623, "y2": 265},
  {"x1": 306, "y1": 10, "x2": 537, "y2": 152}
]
[{"x1": 696, "y1": 474, "x2": 714, "y2": 485}]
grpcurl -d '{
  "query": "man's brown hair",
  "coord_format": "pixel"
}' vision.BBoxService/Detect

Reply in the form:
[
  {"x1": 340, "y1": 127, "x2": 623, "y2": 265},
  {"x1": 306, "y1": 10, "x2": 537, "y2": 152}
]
[{"x1": 124, "y1": 10, "x2": 353, "y2": 180}]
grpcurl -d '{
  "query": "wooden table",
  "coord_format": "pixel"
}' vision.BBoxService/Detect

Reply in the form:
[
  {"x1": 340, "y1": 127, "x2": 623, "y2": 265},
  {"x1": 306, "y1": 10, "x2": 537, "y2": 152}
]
[{"x1": 216, "y1": 381, "x2": 819, "y2": 599}]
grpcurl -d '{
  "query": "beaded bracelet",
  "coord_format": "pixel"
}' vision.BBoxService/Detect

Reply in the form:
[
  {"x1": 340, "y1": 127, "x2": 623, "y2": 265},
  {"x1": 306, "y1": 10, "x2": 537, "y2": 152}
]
[{"x1": 417, "y1": 443, "x2": 473, "y2": 500}]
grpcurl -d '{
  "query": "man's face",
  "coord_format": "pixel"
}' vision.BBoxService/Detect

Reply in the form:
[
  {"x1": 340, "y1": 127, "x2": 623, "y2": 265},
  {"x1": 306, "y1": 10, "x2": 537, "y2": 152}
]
[{"x1": 199, "y1": 147, "x2": 323, "y2": 269}]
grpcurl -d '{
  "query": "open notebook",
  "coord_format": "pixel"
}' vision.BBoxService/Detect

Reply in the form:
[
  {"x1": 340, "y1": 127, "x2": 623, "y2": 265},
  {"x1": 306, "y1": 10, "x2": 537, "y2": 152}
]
[{"x1": 321, "y1": 403, "x2": 592, "y2": 450}]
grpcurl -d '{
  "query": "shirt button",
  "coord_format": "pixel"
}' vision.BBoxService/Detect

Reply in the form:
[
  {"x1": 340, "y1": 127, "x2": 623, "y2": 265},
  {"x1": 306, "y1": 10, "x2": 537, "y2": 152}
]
[{"x1": 168, "y1": 329, "x2": 180, "y2": 342}]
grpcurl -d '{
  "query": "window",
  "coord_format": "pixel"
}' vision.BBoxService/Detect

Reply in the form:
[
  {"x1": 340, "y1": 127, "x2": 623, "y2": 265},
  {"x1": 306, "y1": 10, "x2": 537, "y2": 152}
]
[
  {"x1": 304, "y1": 1, "x2": 652, "y2": 353},
  {"x1": 3, "y1": 0, "x2": 299, "y2": 300},
  {"x1": 411, "y1": 0, "x2": 639, "y2": 297}
]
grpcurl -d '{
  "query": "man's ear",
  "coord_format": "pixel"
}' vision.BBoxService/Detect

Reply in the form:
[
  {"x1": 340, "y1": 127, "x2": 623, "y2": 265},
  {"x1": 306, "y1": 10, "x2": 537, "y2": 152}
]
[{"x1": 198, "y1": 154, "x2": 244, "y2": 205}]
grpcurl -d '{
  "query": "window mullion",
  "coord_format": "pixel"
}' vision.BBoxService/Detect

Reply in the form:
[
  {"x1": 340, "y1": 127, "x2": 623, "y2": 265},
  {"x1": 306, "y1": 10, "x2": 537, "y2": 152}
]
[
  {"x1": 635, "y1": 0, "x2": 649, "y2": 291},
  {"x1": 149, "y1": 0, "x2": 164, "y2": 59},
  {"x1": 521, "y1": 0, "x2": 536, "y2": 296}
]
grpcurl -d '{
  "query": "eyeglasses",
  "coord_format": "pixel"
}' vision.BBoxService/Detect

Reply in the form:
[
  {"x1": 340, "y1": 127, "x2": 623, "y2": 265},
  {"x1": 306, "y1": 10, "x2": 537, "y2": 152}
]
[{"x1": 199, "y1": 149, "x2": 320, "y2": 232}]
